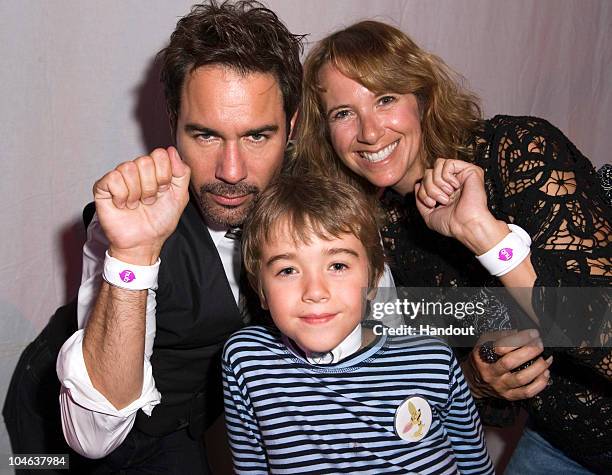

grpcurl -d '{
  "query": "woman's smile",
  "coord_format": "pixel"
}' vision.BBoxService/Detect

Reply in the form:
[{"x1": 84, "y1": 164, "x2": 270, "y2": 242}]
[{"x1": 320, "y1": 64, "x2": 425, "y2": 194}]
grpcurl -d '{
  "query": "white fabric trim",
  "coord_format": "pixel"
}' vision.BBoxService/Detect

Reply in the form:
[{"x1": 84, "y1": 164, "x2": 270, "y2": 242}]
[
  {"x1": 476, "y1": 224, "x2": 531, "y2": 276},
  {"x1": 102, "y1": 251, "x2": 160, "y2": 290}
]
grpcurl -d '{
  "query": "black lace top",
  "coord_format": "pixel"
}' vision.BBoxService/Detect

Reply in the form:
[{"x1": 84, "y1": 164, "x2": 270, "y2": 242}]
[{"x1": 381, "y1": 115, "x2": 611, "y2": 471}]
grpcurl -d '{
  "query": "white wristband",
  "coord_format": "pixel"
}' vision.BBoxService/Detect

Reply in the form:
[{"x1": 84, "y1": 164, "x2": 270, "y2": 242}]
[
  {"x1": 475, "y1": 224, "x2": 531, "y2": 277},
  {"x1": 102, "y1": 251, "x2": 160, "y2": 290}
]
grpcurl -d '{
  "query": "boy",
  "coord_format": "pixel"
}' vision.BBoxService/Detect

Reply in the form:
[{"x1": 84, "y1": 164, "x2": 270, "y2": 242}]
[{"x1": 222, "y1": 175, "x2": 493, "y2": 474}]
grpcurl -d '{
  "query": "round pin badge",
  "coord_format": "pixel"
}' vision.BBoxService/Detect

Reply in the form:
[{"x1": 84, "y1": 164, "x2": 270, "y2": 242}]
[{"x1": 394, "y1": 396, "x2": 432, "y2": 442}]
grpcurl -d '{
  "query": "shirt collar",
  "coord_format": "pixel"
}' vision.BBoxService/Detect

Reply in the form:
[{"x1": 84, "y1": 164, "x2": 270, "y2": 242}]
[{"x1": 207, "y1": 226, "x2": 230, "y2": 247}]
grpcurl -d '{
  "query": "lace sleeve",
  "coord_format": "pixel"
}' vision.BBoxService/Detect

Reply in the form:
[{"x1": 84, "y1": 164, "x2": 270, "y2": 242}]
[{"x1": 481, "y1": 116, "x2": 611, "y2": 381}]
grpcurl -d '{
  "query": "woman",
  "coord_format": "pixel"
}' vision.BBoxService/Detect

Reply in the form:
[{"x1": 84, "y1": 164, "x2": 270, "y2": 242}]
[{"x1": 294, "y1": 20, "x2": 611, "y2": 474}]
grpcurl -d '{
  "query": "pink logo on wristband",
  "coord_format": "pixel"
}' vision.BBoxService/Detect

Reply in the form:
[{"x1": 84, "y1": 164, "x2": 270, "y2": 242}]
[
  {"x1": 119, "y1": 270, "x2": 136, "y2": 283},
  {"x1": 498, "y1": 248, "x2": 513, "y2": 261}
]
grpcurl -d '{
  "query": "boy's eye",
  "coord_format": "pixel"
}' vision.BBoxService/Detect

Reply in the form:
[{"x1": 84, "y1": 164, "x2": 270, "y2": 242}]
[
  {"x1": 330, "y1": 262, "x2": 348, "y2": 272},
  {"x1": 277, "y1": 267, "x2": 296, "y2": 276}
]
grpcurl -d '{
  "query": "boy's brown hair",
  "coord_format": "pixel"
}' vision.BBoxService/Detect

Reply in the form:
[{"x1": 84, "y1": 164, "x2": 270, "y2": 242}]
[{"x1": 242, "y1": 173, "x2": 385, "y2": 299}]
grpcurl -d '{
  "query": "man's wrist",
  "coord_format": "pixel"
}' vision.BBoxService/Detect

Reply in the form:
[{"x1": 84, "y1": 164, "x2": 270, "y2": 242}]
[
  {"x1": 108, "y1": 245, "x2": 162, "y2": 266},
  {"x1": 103, "y1": 251, "x2": 160, "y2": 291}
]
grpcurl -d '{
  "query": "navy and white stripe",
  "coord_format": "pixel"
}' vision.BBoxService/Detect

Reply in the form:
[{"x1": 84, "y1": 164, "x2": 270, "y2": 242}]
[{"x1": 222, "y1": 325, "x2": 493, "y2": 474}]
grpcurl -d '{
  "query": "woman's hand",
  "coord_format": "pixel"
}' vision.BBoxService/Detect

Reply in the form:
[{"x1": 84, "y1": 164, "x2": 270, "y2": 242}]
[
  {"x1": 415, "y1": 159, "x2": 508, "y2": 254},
  {"x1": 462, "y1": 329, "x2": 553, "y2": 400}
]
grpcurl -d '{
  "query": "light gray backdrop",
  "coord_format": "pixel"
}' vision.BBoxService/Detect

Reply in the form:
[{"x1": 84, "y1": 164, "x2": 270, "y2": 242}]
[{"x1": 1, "y1": 1, "x2": 610, "y2": 472}]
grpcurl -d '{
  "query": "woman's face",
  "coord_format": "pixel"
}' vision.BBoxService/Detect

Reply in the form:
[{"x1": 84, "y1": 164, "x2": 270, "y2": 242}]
[{"x1": 319, "y1": 64, "x2": 424, "y2": 195}]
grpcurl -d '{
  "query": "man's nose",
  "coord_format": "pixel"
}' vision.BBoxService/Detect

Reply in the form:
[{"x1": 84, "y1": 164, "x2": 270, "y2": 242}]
[
  {"x1": 357, "y1": 113, "x2": 384, "y2": 145},
  {"x1": 215, "y1": 142, "x2": 247, "y2": 184}
]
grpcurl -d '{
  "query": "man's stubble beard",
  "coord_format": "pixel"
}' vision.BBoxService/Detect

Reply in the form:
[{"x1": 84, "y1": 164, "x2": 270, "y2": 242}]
[{"x1": 196, "y1": 181, "x2": 260, "y2": 228}]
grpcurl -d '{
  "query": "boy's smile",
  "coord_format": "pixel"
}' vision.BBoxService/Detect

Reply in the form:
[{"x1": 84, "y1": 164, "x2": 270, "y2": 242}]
[
  {"x1": 258, "y1": 223, "x2": 370, "y2": 354},
  {"x1": 299, "y1": 313, "x2": 337, "y2": 325}
]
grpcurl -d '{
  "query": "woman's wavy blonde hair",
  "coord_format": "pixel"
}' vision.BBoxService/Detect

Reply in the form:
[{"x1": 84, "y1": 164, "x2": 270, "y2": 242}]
[{"x1": 294, "y1": 20, "x2": 482, "y2": 194}]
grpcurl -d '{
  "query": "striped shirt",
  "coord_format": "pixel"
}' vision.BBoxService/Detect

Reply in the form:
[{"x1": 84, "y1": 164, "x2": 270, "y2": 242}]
[{"x1": 222, "y1": 325, "x2": 493, "y2": 474}]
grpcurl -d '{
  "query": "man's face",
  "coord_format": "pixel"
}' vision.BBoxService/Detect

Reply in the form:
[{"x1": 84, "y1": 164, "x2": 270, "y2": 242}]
[{"x1": 176, "y1": 65, "x2": 289, "y2": 228}]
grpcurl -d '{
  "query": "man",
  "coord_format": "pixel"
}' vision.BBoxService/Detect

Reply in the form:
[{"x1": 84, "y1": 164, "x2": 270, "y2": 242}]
[{"x1": 57, "y1": 1, "x2": 304, "y2": 472}]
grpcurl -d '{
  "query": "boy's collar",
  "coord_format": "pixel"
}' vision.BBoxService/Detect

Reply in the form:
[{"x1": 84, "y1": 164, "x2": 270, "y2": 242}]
[{"x1": 285, "y1": 323, "x2": 363, "y2": 365}]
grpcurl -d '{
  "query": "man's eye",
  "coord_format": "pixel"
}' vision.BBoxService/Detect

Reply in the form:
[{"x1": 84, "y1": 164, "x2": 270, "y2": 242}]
[
  {"x1": 196, "y1": 133, "x2": 215, "y2": 142},
  {"x1": 249, "y1": 133, "x2": 267, "y2": 142},
  {"x1": 330, "y1": 263, "x2": 348, "y2": 272}
]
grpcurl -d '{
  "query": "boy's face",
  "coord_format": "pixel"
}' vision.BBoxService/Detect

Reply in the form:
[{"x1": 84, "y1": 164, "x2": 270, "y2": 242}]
[{"x1": 258, "y1": 224, "x2": 370, "y2": 354}]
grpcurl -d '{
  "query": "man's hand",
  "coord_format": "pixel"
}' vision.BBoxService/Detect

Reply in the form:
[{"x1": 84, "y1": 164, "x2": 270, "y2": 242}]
[
  {"x1": 93, "y1": 146, "x2": 190, "y2": 265},
  {"x1": 463, "y1": 329, "x2": 553, "y2": 401}
]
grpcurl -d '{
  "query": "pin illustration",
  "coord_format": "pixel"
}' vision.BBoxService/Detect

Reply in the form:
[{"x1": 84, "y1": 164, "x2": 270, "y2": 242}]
[{"x1": 395, "y1": 396, "x2": 432, "y2": 442}]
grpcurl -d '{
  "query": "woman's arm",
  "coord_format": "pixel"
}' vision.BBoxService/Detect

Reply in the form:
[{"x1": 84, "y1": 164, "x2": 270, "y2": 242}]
[{"x1": 416, "y1": 116, "x2": 611, "y2": 390}]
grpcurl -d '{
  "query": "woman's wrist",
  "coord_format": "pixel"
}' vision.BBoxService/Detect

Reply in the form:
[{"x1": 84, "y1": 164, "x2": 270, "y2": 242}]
[
  {"x1": 456, "y1": 216, "x2": 510, "y2": 255},
  {"x1": 460, "y1": 356, "x2": 489, "y2": 399}
]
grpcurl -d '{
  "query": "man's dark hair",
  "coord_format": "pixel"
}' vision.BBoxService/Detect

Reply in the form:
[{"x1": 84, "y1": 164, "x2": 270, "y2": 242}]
[{"x1": 159, "y1": 0, "x2": 304, "y2": 136}]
